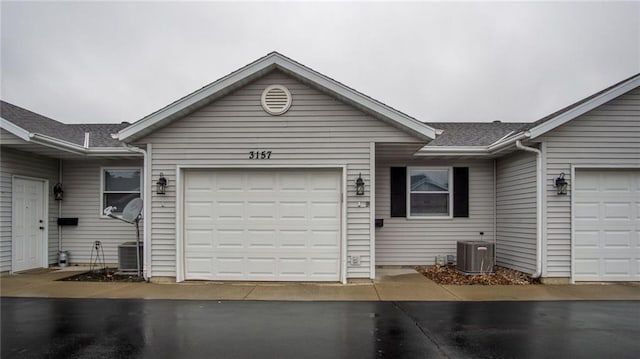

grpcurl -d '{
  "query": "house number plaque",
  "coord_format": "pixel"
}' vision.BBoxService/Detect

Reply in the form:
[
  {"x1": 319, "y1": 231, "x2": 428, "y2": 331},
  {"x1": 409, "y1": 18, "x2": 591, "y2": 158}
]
[{"x1": 248, "y1": 151, "x2": 272, "y2": 159}]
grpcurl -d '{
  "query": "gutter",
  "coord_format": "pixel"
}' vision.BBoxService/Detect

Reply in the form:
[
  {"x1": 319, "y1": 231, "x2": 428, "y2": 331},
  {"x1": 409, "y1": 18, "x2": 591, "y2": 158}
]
[
  {"x1": 515, "y1": 140, "x2": 543, "y2": 278},
  {"x1": 27, "y1": 133, "x2": 142, "y2": 156},
  {"x1": 415, "y1": 132, "x2": 532, "y2": 156},
  {"x1": 121, "y1": 144, "x2": 150, "y2": 281}
]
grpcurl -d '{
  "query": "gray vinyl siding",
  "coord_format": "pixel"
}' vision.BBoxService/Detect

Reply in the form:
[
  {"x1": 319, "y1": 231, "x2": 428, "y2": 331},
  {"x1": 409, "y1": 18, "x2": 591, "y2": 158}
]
[
  {"x1": 0, "y1": 147, "x2": 59, "y2": 271},
  {"x1": 375, "y1": 158, "x2": 495, "y2": 265},
  {"x1": 139, "y1": 70, "x2": 422, "y2": 279},
  {"x1": 60, "y1": 159, "x2": 143, "y2": 264},
  {"x1": 496, "y1": 151, "x2": 537, "y2": 273},
  {"x1": 1, "y1": 129, "x2": 25, "y2": 145},
  {"x1": 537, "y1": 86, "x2": 640, "y2": 277}
]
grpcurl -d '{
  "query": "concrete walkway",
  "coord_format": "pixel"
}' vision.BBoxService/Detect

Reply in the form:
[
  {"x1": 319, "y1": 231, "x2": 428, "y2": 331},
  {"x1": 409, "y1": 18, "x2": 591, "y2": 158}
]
[{"x1": 1, "y1": 267, "x2": 638, "y2": 301}]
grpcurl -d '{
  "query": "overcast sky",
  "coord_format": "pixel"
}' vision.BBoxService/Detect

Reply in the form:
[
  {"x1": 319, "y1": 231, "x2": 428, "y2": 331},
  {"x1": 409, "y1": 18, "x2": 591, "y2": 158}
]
[{"x1": 1, "y1": 1, "x2": 638, "y2": 124}]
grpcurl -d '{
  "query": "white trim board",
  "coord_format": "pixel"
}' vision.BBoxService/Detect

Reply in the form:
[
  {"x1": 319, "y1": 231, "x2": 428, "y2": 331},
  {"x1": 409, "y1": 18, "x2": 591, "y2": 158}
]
[{"x1": 529, "y1": 75, "x2": 640, "y2": 139}]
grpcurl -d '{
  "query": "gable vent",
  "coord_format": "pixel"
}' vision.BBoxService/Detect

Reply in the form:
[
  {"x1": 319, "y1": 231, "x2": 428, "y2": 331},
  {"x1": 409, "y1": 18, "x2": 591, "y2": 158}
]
[{"x1": 261, "y1": 85, "x2": 292, "y2": 115}]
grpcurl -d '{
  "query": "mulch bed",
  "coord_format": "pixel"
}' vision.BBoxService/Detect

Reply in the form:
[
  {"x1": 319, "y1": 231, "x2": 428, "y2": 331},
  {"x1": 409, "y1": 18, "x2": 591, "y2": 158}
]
[
  {"x1": 59, "y1": 268, "x2": 145, "y2": 282},
  {"x1": 417, "y1": 265, "x2": 539, "y2": 285}
]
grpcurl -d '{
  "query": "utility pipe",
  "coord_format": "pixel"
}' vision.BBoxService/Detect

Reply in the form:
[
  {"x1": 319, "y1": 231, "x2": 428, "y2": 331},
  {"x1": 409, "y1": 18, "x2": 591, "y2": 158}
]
[{"x1": 515, "y1": 140, "x2": 542, "y2": 278}]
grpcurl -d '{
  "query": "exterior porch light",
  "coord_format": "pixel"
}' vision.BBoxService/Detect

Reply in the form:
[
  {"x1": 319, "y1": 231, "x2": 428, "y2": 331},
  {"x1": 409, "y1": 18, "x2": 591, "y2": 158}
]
[
  {"x1": 355, "y1": 173, "x2": 365, "y2": 195},
  {"x1": 554, "y1": 172, "x2": 568, "y2": 195},
  {"x1": 53, "y1": 183, "x2": 64, "y2": 201},
  {"x1": 156, "y1": 173, "x2": 168, "y2": 195}
]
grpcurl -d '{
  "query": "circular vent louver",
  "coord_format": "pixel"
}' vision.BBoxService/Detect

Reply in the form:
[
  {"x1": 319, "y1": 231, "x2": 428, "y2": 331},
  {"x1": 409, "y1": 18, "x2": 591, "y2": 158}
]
[{"x1": 261, "y1": 85, "x2": 292, "y2": 115}]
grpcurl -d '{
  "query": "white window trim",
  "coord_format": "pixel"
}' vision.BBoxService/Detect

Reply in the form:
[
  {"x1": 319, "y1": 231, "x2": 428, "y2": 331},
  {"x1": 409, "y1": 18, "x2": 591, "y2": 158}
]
[
  {"x1": 99, "y1": 166, "x2": 142, "y2": 218},
  {"x1": 406, "y1": 166, "x2": 453, "y2": 219}
]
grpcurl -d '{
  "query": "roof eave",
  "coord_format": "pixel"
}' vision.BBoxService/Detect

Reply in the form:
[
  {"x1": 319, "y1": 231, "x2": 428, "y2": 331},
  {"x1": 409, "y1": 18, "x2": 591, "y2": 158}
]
[
  {"x1": 0, "y1": 117, "x2": 31, "y2": 141},
  {"x1": 528, "y1": 76, "x2": 640, "y2": 139}
]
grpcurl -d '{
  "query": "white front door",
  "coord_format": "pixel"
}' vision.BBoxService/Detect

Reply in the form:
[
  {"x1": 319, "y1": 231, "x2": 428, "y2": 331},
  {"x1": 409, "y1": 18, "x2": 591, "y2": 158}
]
[
  {"x1": 184, "y1": 169, "x2": 342, "y2": 281},
  {"x1": 574, "y1": 169, "x2": 640, "y2": 281},
  {"x1": 12, "y1": 177, "x2": 47, "y2": 272}
]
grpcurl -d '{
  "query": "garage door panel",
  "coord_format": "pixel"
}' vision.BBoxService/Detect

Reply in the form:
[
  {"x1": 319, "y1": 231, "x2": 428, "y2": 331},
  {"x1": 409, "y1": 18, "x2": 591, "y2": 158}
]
[
  {"x1": 184, "y1": 169, "x2": 341, "y2": 281},
  {"x1": 604, "y1": 259, "x2": 630, "y2": 273},
  {"x1": 603, "y1": 203, "x2": 632, "y2": 219},
  {"x1": 575, "y1": 202, "x2": 599, "y2": 219},
  {"x1": 574, "y1": 169, "x2": 639, "y2": 281},
  {"x1": 602, "y1": 231, "x2": 633, "y2": 247},
  {"x1": 185, "y1": 229, "x2": 214, "y2": 247},
  {"x1": 574, "y1": 231, "x2": 599, "y2": 247}
]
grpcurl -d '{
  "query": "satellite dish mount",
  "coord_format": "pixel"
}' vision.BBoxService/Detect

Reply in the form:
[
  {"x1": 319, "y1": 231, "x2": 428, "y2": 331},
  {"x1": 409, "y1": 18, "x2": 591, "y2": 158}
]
[{"x1": 104, "y1": 198, "x2": 144, "y2": 277}]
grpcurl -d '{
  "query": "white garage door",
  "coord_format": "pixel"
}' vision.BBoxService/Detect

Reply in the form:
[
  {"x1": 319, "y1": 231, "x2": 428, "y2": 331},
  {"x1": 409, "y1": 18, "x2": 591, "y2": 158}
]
[
  {"x1": 184, "y1": 169, "x2": 342, "y2": 281},
  {"x1": 574, "y1": 169, "x2": 640, "y2": 281}
]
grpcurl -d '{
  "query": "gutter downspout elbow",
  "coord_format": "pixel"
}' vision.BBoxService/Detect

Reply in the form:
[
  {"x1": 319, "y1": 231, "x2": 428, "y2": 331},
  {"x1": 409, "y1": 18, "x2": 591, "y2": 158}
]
[
  {"x1": 515, "y1": 140, "x2": 543, "y2": 278},
  {"x1": 122, "y1": 144, "x2": 150, "y2": 282}
]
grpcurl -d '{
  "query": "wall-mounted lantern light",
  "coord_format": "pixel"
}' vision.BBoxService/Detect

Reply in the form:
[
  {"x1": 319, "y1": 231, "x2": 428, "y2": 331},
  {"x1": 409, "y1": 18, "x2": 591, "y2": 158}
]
[
  {"x1": 554, "y1": 172, "x2": 568, "y2": 195},
  {"x1": 156, "y1": 173, "x2": 167, "y2": 195},
  {"x1": 53, "y1": 183, "x2": 64, "y2": 201},
  {"x1": 355, "y1": 173, "x2": 365, "y2": 196}
]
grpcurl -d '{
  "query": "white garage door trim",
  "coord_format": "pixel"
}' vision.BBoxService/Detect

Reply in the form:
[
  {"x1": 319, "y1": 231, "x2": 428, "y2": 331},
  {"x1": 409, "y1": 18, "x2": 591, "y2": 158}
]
[
  {"x1": 571, "y1": 165, "x2": 640, "y2": 283},
  {"x1": 176, "y1": 165, "x2": 347, "y2": 283}
]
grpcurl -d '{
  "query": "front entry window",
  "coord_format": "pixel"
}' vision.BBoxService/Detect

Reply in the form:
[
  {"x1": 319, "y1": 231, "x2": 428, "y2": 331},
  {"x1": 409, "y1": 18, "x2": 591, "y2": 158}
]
[
  {"x1": 101, "y1": 168, "x2": 141, "y2": 215},
  {"x1": 408, "y1": 167, "x2": 452, "y2": 217}
]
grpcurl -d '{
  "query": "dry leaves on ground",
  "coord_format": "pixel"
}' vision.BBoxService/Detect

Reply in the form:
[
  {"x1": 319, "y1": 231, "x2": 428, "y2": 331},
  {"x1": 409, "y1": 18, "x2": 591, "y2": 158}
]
[
  {"x1": 59, "y1": 268, "x2": 145, "y2": 282},
  {"x1": 416, "y1": 265, "x2": 538, "y2": 285}
]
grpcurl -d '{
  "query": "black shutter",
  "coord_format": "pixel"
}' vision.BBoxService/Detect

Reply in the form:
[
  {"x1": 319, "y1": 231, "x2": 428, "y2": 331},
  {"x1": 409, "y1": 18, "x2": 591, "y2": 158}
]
[
  {"x1": 390, "y1": 167, "x2": 406, "y2": 217},
  {"x1": 453, "y1": 167, "x2": 469, "y2": 218}
]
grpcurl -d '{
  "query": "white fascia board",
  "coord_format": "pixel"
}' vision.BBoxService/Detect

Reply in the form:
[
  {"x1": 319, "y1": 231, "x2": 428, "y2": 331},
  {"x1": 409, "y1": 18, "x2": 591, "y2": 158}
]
[
  {"x1": 86, "y1": 148, "x2": 144, "y2": 156},
  {"x1": 118, "y1": 52, "x2": 436, "y2": 142},
  {"x1": 117, "y1": 56, "x2": 276, "y2": 142},
  {"x1": 272, "y1": 57, "x2": 436, "y2": 140},
  {"x1": 414, "y1": 146, "x2": 490, "y2": 156},
  {"x1": 528, "y1": 76, "x2": 640, "y2": 139},
  {"x1": 29, "y1": 134, "x2": 92, "y2": 154},
  {"x1": 0, "y1": 117, "x2": 31, "y2": 141},
  {"x1": 31, "y1": 134, "x2": 142, "y2": 156}
]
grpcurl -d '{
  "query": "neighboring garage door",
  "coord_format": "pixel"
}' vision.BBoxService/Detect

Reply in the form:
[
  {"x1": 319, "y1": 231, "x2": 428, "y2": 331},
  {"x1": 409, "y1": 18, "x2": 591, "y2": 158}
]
[
  {"x1": 184, "y1": 169, "x2": 342, "y2": 281},
  {"x1": 574, "y1": 169, "x2": 640, "y2": 281}
]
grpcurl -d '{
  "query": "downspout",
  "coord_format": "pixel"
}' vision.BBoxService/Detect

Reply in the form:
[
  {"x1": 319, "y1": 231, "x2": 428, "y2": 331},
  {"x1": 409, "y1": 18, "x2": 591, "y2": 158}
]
[
  {"x1": 493, "y1": 159, "x2": 497, "y2": 266},
  {"x1": 122, "y1": 144, "x2": 150, "y2": 281},
  {"x1": 515, "y1": 140, "x2": 542, "y2": 278},
  {"x1": 58, "y1": 159, "x2": 63, "y2": 252}
]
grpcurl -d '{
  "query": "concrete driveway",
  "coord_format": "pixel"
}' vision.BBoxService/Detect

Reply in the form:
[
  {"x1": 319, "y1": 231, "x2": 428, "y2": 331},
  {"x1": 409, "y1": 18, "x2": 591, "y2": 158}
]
[
  {"x1": 1, "y1": 267, "x2": 639, "y2": 301},
  {"x1": 2, "y1": 298, "x2": 638, "y2": 359}
]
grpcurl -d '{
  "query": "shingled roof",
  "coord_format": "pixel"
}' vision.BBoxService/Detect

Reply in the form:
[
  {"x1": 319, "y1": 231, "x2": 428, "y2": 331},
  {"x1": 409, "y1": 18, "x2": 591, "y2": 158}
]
[
  {"x1": 1, "y1": 101, "x2": 127, "y2": 148},
  {"x1": 425, "y1": 122, "x2": 527, "y2": 146}
]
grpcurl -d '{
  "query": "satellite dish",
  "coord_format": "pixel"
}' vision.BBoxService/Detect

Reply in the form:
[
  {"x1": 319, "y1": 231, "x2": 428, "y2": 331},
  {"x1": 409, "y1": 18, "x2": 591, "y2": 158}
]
[
  {"x1": 104, "y1": 197, "x2": 144, "y2": 277},
  {"x1": 121, "y1": 198, "x2": 143, "y2": 223}
]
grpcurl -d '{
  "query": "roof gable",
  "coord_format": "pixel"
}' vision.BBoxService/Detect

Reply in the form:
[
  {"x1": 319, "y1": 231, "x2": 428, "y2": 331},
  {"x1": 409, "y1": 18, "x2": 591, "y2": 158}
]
[{"x1": 117, "y1": 52, "x2": 436, "y2": 142}]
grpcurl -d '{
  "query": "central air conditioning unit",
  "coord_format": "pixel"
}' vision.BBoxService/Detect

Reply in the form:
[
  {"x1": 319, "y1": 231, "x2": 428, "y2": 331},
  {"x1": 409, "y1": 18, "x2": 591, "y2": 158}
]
[
  {"x1": 118, "y1": 242, "x2": 143, "y2": 273},
  {"x1": 456, "y1": 241, "x2": 494, "y2": 274}
]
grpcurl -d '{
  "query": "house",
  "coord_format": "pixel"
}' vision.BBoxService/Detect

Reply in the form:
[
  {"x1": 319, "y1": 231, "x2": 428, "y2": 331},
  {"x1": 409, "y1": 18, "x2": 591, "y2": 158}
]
[{"x1": 1, "y1": 52, "x2": 638, "y2": 284}]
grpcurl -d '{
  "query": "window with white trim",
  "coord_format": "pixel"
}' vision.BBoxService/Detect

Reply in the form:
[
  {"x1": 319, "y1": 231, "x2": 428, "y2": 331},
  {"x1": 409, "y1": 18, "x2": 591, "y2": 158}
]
[
  {"x1": 408, "y1": 167, "x2": 452, "y2": 217},
  {"x1": 101, "y1": 168, "x2": 141, "y2": 215}
]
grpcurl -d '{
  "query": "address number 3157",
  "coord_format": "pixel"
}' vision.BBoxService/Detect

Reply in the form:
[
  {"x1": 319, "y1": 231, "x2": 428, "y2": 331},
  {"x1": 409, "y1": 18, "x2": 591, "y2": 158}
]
[{"x1": 249, "y1": 151, "x2": 272, "y2": 159}]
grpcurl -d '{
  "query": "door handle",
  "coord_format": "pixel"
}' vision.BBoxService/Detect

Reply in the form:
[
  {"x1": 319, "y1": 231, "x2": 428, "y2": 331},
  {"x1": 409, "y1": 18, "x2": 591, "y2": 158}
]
[{"x1": 39, "y1": 226, "x2": 45, "y2": 230}]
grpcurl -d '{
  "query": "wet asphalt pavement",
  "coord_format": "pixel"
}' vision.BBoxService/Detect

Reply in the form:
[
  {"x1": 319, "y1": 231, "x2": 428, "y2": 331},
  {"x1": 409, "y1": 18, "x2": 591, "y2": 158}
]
[{"x1": 1, "y1": 298, "x2": 639, "y2": 359}]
